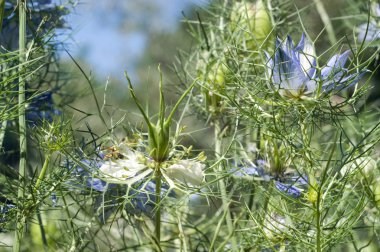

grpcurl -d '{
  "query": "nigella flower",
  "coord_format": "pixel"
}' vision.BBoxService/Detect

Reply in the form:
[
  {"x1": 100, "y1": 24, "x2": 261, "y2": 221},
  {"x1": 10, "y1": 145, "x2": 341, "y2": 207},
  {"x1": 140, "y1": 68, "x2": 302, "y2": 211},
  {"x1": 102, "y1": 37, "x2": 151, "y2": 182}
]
[
  {"x1": 98, "y1": 143, "x2": 205, "y2": 188},
  {"x1": 231, "y1": 160, "x2": 307, "y2": 198},
  {"x1": 266, "y1": 34, "x2": 364, "y2": 100},
  {"x1": 26, "y1": 92, "x2": 61, "y2": 126},
  {"x1": 357, "y1": 3, "x2": 380, "y2": 42},
  {"x1": 66, "y1": 156, "x2": 175, "y2": 216}
]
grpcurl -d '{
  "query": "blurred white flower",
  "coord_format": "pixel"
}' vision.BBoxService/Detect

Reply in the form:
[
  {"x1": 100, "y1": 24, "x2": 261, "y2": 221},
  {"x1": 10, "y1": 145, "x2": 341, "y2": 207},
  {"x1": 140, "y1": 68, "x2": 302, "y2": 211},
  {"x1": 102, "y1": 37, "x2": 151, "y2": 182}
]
[
  {"x1": 357, "y1": 3, "x2": 380, "y2": 42},
  {"x1": 340, "y1": 157, "x2": 377, "y2": 182},
  {"x1": 164, "y1": 160, "x2": 205, "y2": 186},
  {"x1": 263, "y1": 214, "x2": 288, "y2": 241},
  {"x1": 99, "y1": 151, "x2": 151, "y2": 185}
]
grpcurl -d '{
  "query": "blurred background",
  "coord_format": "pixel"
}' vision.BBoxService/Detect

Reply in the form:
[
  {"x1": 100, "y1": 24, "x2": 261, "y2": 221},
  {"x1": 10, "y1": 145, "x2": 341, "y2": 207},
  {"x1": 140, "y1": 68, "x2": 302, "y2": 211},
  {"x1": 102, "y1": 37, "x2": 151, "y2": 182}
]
[{"x1": 63, "y1": 0, "x2": 207, "y2": 82}]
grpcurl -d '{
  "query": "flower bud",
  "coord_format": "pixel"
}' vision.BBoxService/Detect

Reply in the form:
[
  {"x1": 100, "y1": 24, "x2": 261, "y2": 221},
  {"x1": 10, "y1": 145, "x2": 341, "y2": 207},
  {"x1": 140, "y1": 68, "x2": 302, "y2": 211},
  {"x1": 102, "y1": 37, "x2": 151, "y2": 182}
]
[{"x1": 126, "y1": 67, "x2": 195, "y2": 163}]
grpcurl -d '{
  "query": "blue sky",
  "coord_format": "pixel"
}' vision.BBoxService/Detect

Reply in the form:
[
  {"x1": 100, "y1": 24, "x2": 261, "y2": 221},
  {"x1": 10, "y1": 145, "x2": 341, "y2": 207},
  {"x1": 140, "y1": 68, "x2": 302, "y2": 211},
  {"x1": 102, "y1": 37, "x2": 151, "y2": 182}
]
[{"x1": 64, "y1": 0, "x2": 207, "y2": 82}]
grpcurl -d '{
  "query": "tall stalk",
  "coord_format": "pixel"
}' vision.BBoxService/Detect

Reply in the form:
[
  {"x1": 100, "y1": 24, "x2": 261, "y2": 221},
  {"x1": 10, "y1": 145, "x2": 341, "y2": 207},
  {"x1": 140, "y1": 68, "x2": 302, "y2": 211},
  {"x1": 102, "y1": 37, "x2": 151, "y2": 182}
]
[
  {"x1": 315, "y1": 193, "x2": 322, "y2": 252},
  {"x1": 13, "y1": 1, "x2": 27, "y2": 251},
  {"x1": 154, "y1": 163, "x2": 162, "y2": 245},
  {"x1": 214, "y1": 119, "x2": 237, "y2": 250}
]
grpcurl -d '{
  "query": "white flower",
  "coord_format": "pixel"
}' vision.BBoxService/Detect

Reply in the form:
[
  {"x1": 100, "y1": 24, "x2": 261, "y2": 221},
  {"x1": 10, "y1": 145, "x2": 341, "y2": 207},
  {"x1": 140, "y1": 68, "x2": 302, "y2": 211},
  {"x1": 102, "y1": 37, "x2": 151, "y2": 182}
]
[
  {"x1": 99, "y1": 151, "x2": 152, "y2": 185},
  {"x1": 98, "y1": 147, "x2": 205, "y2": 188},
  {"x1": 164, "y1": 160, "x2": 205, "y2": 187}
]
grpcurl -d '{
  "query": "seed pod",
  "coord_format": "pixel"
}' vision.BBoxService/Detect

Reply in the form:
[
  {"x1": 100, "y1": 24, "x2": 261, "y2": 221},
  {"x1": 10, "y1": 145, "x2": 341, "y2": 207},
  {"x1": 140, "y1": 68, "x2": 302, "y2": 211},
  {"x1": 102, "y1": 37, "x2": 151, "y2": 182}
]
[
  {"x1": 230, "y1": 0, "x2": 273, "y2": 52},
  {"x1": 372, "y1": 178, "x2": 380, "y2": 208},
  {"x1": 197, "y1": 52, "x2": 229, "y2": 114}
]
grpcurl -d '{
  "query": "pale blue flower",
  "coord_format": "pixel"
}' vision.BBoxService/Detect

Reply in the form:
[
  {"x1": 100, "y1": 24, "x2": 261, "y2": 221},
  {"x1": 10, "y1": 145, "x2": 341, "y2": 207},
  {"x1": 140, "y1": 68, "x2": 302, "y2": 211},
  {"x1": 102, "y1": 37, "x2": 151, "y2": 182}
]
[
  {"x1": 358, "y1": 22, "x2": 380, "y2": 42},
  {"x1": 266, "y1": 34, "x2": 364, "y2": 99},
  {"x1": 274, "y1": 181, "x2": 302, "y2": 198},
  {"x1": 358, "y1": 3, "x2": 380, "y2": 42}
]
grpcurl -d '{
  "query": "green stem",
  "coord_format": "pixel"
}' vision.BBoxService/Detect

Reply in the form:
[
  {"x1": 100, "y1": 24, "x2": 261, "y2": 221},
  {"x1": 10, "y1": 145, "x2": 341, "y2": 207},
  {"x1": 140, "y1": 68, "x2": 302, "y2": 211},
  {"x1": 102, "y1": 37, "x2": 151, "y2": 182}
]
[
  {"x1": 300, "y1": 119, "x2": 322, "y2": 251},
  {"x1": 155, "y1": 164, "x2": 162, "y2": 245},
  {"x1": 247, "y1": 126, "x2": 261, "y2": 216},
  {"x1": 14, "y1": 1, "x2": 27, "y2": 251},
  {"x1": 33, "y1": 154, "x2": 51, "y2": 251},
  {"x1": 36, "y1": 209, "x2": 48, "y2": 251},
  {"x1": 0, "y1": 0, "x2": 5, "y2": 33},
  {"x1": 0, "y1": 120, "x2": 7, "y2": 150},
  {"x1": 214, "y1": 119, "x2": 237, "y2": 250},
  {"x1": 315, "y1": 195, "x2": 322, "y2": 252},
  {"x1": 34, "y1": 154, "x2": 51, "y2": 194}
]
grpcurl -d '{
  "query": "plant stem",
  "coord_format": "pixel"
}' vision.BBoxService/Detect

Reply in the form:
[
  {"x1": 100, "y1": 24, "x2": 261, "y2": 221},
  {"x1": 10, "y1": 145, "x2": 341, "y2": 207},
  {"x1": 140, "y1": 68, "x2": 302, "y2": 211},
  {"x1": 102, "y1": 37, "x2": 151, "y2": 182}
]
[
  {"x1": 316, "y1": 194, "x2": 322, "y2": 252},
  {"x1": 214, "y1": 119, "x2": 237, "y2": 250},
  {"x1": 314, "y1": 0, "x2": 337, "y2": 45},
  {"x1": 300, "y1": 119, "x2": 322, "y2": 251},
  {"x1": 0, "y1": 0, "x2": 5, "y2": 33},
  {"x1": 13, "y1": 1, "x2": 27, "y2": 251},
  {"x1": 36, "y1": 209, "x2": 48, "y2": 251},
  {"x1": 34, "y1": 154, "x2": 51, "y2": 194},
  {"x1": 0, "y1": 120, "x2": 7, "y2": 150},
  {"x1": 155, "y1": 163, "x2": 162, "y2": 244},
  {"x1": 34, "y1": 155, "x2": 51, "y2": 250},
  {"x1": 247, "y1": 126, "x2": 261, "y2": 216}
]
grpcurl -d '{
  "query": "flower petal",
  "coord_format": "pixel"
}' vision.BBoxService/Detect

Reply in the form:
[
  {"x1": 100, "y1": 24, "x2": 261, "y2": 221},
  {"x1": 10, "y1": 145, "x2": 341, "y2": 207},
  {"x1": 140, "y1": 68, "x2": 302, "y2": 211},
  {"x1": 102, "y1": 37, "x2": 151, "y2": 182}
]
[
  {"x1": 321, "y1": 50, "x2": 350, "y2": 78},
  {"x1": 99, "y1": 154, "x2": 149, "y2": 184},
  {"x1": 165, "y1": 160, "x2": 205, "y2": 187},
  {"x1": 274, "y1": 181, "x2": 302, "y2": 198},
  {"x1": 297, "y1": 35, "x2": 316, "y2": 77},
  {"x1": 357, "y1": 22, "x2": 380, "y2": 42}
]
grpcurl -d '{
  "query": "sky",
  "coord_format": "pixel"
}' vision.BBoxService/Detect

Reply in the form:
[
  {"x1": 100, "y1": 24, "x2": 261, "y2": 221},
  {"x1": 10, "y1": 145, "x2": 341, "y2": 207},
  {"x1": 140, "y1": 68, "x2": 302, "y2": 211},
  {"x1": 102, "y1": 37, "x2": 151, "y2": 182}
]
[{"x1": 64, "y1": 0, "x2": 207, "y2": 82}]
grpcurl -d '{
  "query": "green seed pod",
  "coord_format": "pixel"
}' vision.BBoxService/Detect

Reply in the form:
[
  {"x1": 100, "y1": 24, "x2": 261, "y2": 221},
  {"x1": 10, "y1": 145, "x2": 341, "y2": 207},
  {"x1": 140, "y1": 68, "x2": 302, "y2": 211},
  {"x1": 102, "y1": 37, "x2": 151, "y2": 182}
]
[
  {"x1": 230, "y1": 0, "x2": 273, "y2": 52},
  {"x1": 372, "y1": 178, "x2": 380, "y2": 208},
  {"x1": 205, "y1": 61, "x2": 229, "y2": 113},
  {"x1": 197, "y1": 52, "x2": 229, "y2": 114}
]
